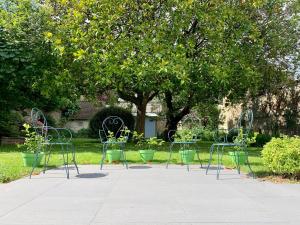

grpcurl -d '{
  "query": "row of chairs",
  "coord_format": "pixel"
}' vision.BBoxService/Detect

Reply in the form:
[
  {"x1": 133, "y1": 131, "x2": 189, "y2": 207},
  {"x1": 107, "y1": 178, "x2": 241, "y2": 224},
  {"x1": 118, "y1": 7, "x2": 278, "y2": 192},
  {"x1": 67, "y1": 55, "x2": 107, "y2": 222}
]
[{"x1": 29, "y1": 108, "x2": 254, "y2": 179}]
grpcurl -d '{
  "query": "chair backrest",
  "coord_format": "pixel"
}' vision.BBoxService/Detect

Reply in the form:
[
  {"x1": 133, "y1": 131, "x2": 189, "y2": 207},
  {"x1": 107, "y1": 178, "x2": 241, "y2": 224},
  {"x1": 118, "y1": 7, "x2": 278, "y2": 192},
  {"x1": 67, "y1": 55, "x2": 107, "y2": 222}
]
[
  {"x1": 31, "y1": 108, "x2": 48, "y2": 137},
  {"x1": 181, "y1": 113, "x2": 202, "y2": 130},
  {"x1": 213, "y1": 109, "x2": 253, "y2": 144},
  {"x1": 213, "y1": 128, "x2": 228, "y2": 143},
  {"x1": 100, "y1": 116, "x2": 125, "y2": 142},
  {"x1": 237, "y1": 109, "x2": 253, "y2": 134},
  {"x1": 167, "y1": 130, "x2": 176, "y2": 142},
  {"x1": 231, "y1": 109, "x2": 253, "y2": 144}
]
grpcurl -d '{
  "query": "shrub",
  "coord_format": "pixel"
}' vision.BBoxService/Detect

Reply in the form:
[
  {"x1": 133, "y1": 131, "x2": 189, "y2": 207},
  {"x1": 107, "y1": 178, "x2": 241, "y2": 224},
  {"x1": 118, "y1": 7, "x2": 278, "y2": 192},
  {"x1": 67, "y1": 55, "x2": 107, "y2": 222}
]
[
  {"x1": 254, "y1": 133, "x2": 272, "y2": 147},
  {"x1": 44, "y1": 114, "x2": 56, "y2": 127},
  {"x1": 74, "y1": 128, "x2": 90, "y2": 138},
  {"x1": 262, "y1": 136, "x2": 300, "y2": 177},
  {"x1": 0, "y1": 111, "x2": 24, "y2": 137},
  {"x1": 200, "y1": 129, "x2": 215, "y2": 141},
  {"x1": 89, "y1": 106, "x2": 135, "y2": 138}
]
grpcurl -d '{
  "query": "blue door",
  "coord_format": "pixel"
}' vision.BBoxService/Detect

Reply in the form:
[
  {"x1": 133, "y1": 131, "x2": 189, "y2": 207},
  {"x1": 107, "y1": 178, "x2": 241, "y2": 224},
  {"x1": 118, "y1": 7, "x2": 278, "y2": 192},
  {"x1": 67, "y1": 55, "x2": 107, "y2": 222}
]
[{"x1": 145, "y1": 118, "x2": 156, "y2": 138}]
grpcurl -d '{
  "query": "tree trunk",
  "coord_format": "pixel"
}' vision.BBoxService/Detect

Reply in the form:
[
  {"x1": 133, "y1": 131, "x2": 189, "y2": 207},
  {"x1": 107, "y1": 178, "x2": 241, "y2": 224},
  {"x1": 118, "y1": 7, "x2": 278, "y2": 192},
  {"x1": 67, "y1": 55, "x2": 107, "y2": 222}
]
[
  {"x1": 163, "y1": 91, "x2": 191, "y2": 141},
  {"x1": 163, "y1": 116, "x2": 180, "y2": 141},
  {"x1": 136, "y1": 102, "x2": 147, "y2": 134},
  {"x1": 163, "y1": 111, "x2": 190, "y2": 141},
  {"x1": 117, "y1": 90, "x2": 158, "y2": 136}
]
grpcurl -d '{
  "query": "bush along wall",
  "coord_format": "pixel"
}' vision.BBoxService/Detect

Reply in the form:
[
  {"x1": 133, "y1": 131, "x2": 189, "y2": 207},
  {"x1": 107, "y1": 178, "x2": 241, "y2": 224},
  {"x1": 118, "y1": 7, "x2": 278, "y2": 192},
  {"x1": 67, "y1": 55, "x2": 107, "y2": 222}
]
[
  {"x1": 0, "y1": 111, "x2": 24, "y2": 137},
  {"x1": 262, "y1": 136, "x2": 300, "y2": 179},
  {"x1": 254, "y1": 133, "x2": 272, "y2": 147},
  {"x1": 89, "y1": 106, "x2": 135, "y2": 138}
]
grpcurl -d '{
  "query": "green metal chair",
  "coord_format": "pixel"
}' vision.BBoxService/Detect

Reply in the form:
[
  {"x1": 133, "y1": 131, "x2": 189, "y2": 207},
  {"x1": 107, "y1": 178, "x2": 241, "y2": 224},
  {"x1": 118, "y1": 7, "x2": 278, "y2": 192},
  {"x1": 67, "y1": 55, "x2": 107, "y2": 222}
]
[
  {"x1": 99, "y1": 116, "x2": 129, "y2": 170},
  {"x1": 166, "y1": 113, "x2": 203, "y2": 171},
  {"x1": 206, "y1": 109, "x2": 254, "y2": 179},
  {"x1": 166, "y1": 129, "x2": 202, "y2": 171},
  {"x1": 30, "y1": 108, "x2": 79, "y2": 179}
]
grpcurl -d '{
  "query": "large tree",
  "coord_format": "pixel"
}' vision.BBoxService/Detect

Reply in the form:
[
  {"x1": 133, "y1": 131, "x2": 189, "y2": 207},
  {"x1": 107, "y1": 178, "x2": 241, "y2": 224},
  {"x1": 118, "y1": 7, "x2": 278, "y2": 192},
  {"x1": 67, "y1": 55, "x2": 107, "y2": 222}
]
[
  {"x1": 161, "y1": 0, "x2": 300, "y2": 138},
  {"x1": 41, "y1": 0, "x2": 192, "y2": 134},
  {"x1": 25, "y1": 0, "x2": 299, "y2": 136}
]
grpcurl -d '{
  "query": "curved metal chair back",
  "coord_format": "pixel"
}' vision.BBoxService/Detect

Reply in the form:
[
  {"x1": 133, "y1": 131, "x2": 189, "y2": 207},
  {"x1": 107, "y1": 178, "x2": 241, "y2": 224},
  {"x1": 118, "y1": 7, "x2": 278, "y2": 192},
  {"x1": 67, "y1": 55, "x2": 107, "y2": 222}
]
[
  {"x1": 31, "y1": 108, "x2": 48, "y2": 137},
  {"x1": 178, "y1": 113, "x2": 203, "y2": 141},
  {"x1": 181, "y1": 113, "x2": 202, "y2": 130},
  {"x1": 212, "y1": 128, "x2": 228, "y2": 143},
  {"x1": 167, "y1": 130, "x2": 176, "y2": 142},
  {"x1": 237, "y1": 109, "x2": 253, "y2": 136},
  {"x1": 212, "y1": 110, "x2": 253, "y2": 144},
  {"x1": 101, "y1": 116, "x2": 125, "y2": 142}
]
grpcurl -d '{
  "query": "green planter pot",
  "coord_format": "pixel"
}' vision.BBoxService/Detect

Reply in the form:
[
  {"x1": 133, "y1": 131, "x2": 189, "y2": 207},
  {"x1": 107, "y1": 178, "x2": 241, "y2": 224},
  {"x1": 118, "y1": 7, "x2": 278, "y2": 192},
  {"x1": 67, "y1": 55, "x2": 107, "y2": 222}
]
[
  {"x1": 179, "y1": 150, "x2": 196, "y2": 164},
  {"x1": 106, "y1": 150, "x2": 122, "y2": 163},
  {"x1": 229, "y1": 151, "x2": 246, "y2": 165},
  {"x1": 139, "y1": 149, "x2": 155, "y2": 163},
  {"x1": 21, "y1": 152, "x2": 44, "y2": 167}
]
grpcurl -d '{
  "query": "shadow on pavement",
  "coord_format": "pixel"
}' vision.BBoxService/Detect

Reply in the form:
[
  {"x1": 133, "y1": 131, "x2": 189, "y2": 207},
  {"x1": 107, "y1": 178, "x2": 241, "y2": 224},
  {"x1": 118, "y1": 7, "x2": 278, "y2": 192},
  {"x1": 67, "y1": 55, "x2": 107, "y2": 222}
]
[
  {"x1": 76, "y1": 173, "x2": 108, "y2": 178},
  {"x1": 129, "y1": 165, "x2": 152, "y2": 169}
]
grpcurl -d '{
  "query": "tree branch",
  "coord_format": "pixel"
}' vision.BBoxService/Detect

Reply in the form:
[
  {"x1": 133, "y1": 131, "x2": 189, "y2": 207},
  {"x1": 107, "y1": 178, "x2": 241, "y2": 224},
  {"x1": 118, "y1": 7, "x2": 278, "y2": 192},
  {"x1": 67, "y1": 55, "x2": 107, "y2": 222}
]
[
  {"x1": 148, "y1": 91, "x2": 159, "y2": 103},
  {"x1": 117, "y1": 90, "x2": 139, "y2": 105}
]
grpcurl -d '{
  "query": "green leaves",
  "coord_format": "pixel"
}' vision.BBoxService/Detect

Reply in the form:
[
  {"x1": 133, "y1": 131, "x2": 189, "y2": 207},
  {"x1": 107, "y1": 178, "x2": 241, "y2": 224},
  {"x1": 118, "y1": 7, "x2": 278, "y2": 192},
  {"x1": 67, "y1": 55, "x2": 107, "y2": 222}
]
[
  {"x1": 17, "y1": 123, "x2": 44, "y2": 153},
  {"x1": 262, "y1": 136, "x2": 300, "y2": 176}
]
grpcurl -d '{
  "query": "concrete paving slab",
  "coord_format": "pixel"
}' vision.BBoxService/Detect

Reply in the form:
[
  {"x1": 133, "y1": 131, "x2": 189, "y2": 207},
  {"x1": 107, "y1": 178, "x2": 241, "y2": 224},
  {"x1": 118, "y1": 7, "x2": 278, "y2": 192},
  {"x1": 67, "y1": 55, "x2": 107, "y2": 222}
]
[{"x1": 0, "y1": 165, "x2": 299, "y2": 225}]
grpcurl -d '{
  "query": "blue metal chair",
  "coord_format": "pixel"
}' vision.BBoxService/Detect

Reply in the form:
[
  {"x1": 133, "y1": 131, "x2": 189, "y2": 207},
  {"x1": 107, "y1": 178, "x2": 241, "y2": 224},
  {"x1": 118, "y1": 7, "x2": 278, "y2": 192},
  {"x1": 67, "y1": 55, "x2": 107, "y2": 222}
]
[
  {"x1": 99, "y1": 116, "x2": 128, "y2": 170},
  {"x1": 166, "y1": 129, "x2": 202, "y2": 171},
  {"x1": 30, "y1": 108, "x2": 79, "y2": 179},
  {"x1": 206, "y1": 109, "x2": 254, "y2": 179}
]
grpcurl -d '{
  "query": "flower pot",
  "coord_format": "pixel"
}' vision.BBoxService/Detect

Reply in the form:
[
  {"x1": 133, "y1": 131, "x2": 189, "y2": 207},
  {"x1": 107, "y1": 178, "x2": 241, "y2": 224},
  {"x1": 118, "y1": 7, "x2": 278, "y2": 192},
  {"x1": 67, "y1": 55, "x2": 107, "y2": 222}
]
[
  {"x1": 139, "y1": 149, "x2": 155, "y2": 163},
  {"x1": 106, "y1": 150, "x2": 122, "y2": 163},
  {"x1": 229, "y1": 151, "x2": 246, "y2": 165},
  {"x1": 21, "y1": 152, "x2": 44, "y2": 167},
  {"x1": 179, "y1": 150, "x2": 196, "y2": 164}
]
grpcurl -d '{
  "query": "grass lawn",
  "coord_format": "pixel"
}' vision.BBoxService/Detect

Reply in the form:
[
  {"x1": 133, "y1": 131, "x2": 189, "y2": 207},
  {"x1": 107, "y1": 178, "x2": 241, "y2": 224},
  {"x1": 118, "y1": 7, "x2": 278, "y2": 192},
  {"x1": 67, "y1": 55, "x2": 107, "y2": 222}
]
[{"x1": 0, "y1": 138, "x2": 268, "y2": 183}]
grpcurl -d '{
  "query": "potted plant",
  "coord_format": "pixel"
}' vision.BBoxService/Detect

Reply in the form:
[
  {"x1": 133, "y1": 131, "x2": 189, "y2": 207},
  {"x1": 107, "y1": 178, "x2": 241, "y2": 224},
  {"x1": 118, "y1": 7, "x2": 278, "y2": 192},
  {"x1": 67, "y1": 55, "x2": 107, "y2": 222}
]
[
  {"x1": 106, "y1": 128, "x2": 130, "y2": 163},
  {"x1": 229, "y1": 128, "x2": 255, "y2": 165},
  {"x1": 174, "y1": 129, "x2": 196, "y2": 164},
  {"x1": 134, "y1": 132, "x2": 164, "y2": 163},
  {"x1": 18, "y1": 124, "x2": 44, "y2": 167}
]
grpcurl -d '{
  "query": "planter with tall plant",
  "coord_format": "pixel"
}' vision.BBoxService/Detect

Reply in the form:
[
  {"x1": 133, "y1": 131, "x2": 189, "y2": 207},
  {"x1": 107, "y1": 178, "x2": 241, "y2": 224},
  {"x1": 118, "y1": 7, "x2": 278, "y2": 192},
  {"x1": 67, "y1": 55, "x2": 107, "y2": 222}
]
[
  {"x1": 18, "y1": 124, "x2": 44, "y2": 167},
  {"x1": 133, "y1": 132, "x2": 164, "y2": 163}
]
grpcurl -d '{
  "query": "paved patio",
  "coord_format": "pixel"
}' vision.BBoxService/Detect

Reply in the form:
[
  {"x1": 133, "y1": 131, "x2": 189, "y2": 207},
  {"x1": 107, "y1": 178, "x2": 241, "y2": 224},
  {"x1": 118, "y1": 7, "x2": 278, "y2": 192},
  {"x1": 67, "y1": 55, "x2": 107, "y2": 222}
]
[{"x1": 0, "y1": 165, "x2": 299, "y2": 225}]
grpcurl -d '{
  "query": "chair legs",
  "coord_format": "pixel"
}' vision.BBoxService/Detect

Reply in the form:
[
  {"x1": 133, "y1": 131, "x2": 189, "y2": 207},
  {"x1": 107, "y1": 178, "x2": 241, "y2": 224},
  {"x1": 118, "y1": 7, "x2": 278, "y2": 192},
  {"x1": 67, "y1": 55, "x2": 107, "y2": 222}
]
[
  {"x1": 29, "y1": 143, "x2": 79, "y2": 179},
  {"x1": 43, "y1": 146, "x2": 52, "y2": 174},
  {"x1": 206, "y1": 145, "x2": 214, "y2": 174},
  {"x1": 29, "y1": 151, "x2": 40, "y2": 179},
  {"x1": 243, "y1": 147, "x2": 255, "y2": 178},
  {"x1": 100, "y1": 143, "x2": 128, "y2": 170},
  {"x1": 206, "y1": 144, "x2": 225, "y2": 179},
  {"x1": 167, "y1": 143, "x2": 201, "y2": 171},
  {"x1": 206, "y1": 144, "x2": 255, "y2": 179},
  {"x1": 166, "y1": 143, "x2": 174, "y2": 169},
  {"x1": 71, "y1": 144, "x2": 80, "y2": 175},
  {"x1": 121, "y1": 150, "x2": 128, "y2": 169},
  {"x1": 100, "y1": 144, "x2": 107, "y2": 170},
  {"x1": 61, "y1": 145, "x2": 69, "y2": 179},
  {"x1": 216, "y1": 146, "x2": 224, "y2": 180}
]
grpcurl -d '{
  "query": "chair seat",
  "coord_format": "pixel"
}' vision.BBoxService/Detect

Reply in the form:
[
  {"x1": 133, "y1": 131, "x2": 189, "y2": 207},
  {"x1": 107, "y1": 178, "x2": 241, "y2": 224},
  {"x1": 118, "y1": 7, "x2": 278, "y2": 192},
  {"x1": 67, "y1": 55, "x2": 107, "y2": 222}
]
[
  {"x1": 103, "y1": 141, "x2": 126, "y2": 144},
  {"x1": 42, "y1": 142, "x2": 72, "y2": 145},
  {"x1": 172, "y1": 141, "x2": 196, "y2": 144},
  {"x1": 212, "y1": 142, "x2": 242, "y2": 147}
]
